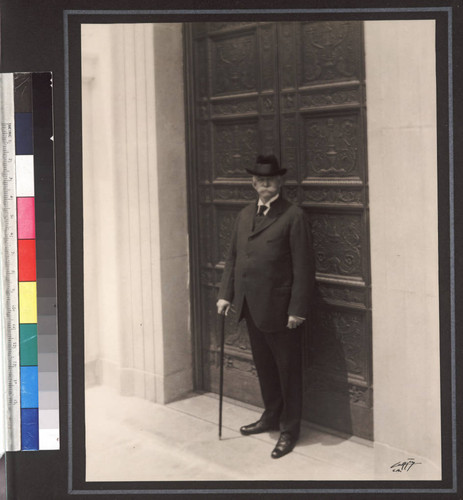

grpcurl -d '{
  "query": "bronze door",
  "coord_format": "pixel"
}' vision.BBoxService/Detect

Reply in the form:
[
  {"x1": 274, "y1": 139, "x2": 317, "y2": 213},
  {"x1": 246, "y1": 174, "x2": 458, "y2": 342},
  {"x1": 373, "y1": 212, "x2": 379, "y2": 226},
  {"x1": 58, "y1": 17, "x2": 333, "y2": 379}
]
[{"x1": 185, "y1": 21, "x2": 372, "y2": 439}]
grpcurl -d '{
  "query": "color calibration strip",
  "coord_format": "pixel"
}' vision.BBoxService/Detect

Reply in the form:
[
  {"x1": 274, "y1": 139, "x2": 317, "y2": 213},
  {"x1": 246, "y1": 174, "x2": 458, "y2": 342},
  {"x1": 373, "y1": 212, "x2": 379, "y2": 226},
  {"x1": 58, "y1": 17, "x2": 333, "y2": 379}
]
[
  {"x1": 14, "y1": 73, "x2": 59, "y2": 450},
  {"x1": 15, "y1": 73, "x2": 39, "y2": 450}
]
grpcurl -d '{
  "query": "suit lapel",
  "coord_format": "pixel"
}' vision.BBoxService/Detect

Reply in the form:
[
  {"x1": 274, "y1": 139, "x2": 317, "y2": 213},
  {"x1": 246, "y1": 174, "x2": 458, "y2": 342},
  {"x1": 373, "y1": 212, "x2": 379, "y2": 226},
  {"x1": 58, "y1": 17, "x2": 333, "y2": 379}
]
[
  {"x1": 241, "y1": 203, "x2": 256, "y2": 238},
  {"x1": 250, "y1": 196, "x2": 287, "y2": 238}
]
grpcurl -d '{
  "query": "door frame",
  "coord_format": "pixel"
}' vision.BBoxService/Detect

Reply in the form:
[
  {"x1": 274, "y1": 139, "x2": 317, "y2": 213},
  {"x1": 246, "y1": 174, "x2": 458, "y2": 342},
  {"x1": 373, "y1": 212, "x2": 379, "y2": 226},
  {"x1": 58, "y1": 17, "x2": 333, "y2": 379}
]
[{"x1": 183, "y1": 22, "x2": 205, "y2": 392}]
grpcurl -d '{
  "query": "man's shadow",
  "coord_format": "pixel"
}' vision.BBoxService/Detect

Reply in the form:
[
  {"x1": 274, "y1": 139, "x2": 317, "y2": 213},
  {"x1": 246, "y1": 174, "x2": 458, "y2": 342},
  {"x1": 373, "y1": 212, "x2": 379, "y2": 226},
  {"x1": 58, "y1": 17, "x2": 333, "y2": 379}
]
[{"x1": 299, "y1": 282, "x2": 357, "y2": 446}]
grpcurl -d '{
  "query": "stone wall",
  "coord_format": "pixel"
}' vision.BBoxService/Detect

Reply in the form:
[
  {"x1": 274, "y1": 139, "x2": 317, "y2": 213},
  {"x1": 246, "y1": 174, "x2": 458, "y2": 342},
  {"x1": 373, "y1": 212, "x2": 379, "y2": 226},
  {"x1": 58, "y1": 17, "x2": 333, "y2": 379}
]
[{"x1": 365, "y1": 20, "x2": 441, "y2": 465}]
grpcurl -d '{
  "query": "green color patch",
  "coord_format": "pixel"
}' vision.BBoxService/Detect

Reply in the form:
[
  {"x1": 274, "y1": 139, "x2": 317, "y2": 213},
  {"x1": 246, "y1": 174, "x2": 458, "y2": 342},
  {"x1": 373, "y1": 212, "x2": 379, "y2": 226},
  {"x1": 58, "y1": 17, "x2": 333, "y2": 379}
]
[{"x1": 20, "y1": 324, "x2": 37, "y2": 366}]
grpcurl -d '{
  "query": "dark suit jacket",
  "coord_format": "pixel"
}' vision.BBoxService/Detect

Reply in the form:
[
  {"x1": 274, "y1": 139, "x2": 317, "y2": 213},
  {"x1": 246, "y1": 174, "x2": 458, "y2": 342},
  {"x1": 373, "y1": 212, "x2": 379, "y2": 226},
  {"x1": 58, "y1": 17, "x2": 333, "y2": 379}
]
[{"x1": 218, "y1": 195, "x2": 315, "y2": 333}]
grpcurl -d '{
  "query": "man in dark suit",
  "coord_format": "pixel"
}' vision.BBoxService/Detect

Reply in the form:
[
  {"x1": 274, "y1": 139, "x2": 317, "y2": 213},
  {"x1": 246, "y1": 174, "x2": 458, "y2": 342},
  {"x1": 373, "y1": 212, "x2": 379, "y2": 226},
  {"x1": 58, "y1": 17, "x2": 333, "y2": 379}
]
[{"x1": 217, "y1": 154, "x2": 315, "y2": 458}]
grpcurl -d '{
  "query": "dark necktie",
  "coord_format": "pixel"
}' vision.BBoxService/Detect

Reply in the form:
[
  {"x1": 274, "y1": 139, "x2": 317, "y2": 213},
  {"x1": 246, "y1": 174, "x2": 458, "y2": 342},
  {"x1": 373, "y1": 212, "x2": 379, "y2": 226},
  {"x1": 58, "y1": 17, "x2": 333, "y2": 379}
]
[{"x1": 257, "y1": 205, "x2": 267, "y2": 217}]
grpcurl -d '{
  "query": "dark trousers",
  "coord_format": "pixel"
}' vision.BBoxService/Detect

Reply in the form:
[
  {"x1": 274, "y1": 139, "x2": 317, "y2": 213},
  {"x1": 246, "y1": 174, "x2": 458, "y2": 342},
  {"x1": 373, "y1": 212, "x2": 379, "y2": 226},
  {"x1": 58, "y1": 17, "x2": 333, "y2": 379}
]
[{"x1": 243, "y1": 300, "x2": 303, "y2": 440}]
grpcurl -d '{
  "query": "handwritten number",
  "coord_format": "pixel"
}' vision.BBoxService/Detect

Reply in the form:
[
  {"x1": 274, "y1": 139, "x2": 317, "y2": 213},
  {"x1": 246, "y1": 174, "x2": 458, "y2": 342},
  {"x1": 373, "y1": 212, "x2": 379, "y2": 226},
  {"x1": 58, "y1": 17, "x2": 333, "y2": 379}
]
[{"x1": 390, "y1": 459, "x2": 421, "y2": 472}]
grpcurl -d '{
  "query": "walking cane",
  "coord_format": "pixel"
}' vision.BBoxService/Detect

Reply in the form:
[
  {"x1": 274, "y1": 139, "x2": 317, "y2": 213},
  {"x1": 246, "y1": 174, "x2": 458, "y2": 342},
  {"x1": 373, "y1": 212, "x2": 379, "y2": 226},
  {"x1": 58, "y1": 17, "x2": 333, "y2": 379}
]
[{"x1": 218, "y1": 312, "x2": 225, "y2": 439}]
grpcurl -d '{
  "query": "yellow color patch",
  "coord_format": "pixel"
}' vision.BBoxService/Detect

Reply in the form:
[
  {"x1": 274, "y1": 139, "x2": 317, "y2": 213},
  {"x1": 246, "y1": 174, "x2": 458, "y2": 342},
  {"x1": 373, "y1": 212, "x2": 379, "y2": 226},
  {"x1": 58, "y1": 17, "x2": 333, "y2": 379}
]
[{"x1": 19, "y1": 282, "x2": 37, "y2": 323}]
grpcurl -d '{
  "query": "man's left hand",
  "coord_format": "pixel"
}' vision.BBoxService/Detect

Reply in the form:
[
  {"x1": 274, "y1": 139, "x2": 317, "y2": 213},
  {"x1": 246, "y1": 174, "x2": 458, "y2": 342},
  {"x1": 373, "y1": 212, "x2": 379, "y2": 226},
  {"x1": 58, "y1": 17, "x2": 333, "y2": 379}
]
[{"x1": 287, "y1": 315, "x2": 305, "y2": 329}]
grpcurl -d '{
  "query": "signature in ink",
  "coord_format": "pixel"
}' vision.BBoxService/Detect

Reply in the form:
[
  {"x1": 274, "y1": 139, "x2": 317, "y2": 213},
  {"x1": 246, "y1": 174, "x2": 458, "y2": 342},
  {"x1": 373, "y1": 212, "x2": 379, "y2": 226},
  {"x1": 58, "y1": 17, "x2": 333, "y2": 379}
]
[{"x1": 390, "y1": 458, "x2": 422, "y2": 472}]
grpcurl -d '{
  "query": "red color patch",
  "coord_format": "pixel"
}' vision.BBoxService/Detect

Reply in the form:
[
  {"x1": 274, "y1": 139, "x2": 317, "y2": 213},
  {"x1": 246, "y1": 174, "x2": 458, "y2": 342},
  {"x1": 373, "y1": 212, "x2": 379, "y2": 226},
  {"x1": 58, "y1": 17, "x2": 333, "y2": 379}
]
[{"x1": 18, "y1": 239, "x2": 36, "y2": 281}]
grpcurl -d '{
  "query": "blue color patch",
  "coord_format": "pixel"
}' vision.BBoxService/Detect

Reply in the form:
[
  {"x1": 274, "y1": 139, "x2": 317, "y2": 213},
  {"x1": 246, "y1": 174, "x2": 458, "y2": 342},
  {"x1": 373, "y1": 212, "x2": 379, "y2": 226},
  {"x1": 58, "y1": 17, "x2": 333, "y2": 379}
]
[
  {"x1": 21, "y1": 408, "x2": 39, "y2": 450},
  {"x1": 15, "y1": 112, "x2": 33, "y2": 155},
  {"x1": 20, "y1": 366, "x2": 38, "y2": 408}
]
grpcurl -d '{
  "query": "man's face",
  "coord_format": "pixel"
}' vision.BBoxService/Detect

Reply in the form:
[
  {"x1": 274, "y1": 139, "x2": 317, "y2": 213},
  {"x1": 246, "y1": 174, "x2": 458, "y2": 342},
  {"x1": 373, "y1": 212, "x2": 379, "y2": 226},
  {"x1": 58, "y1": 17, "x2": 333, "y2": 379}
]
[{"x1": 252, "y1": 175, "x2": 283, "y2": 202}]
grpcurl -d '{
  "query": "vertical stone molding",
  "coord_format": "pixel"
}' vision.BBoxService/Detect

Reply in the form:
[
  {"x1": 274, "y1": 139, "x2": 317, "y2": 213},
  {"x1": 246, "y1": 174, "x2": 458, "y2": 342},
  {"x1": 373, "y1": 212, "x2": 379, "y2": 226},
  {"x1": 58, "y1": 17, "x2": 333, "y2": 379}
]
[{"x1": 152, "y1": 24, "x2": 192, "y2": 403}]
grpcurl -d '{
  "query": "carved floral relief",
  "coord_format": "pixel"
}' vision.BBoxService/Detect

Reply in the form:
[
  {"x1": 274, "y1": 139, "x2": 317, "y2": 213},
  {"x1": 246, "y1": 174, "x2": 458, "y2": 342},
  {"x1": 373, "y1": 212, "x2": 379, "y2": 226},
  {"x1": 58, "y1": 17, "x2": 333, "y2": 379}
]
[
  {"x1": 300, "y1": 88, "x2": 360, "y2": 108},
  {"x1": 310, "y1": 213, "x2": 363, "y2": 277},
  {"x1": 304, "y1": 115, "x2": 360, "y2": 177},
  {"x1": 301, "y1": 22, "x2": 360, "y2": 83},
  {"x1": 212, "y1": 34, "x2": 257, "y2": 95},
  {"x1": 213, "y1": 122, "x2": 258, "y2": 177},
  {"x1": 312, "y1": 308, "x2": 366, "y2": 378},
  {"x1": 217, "y1": 210, "x2": 238, "y2": 262},
  {"x1": 304, "y1": 187, "x2": 363, "y2": 205}
]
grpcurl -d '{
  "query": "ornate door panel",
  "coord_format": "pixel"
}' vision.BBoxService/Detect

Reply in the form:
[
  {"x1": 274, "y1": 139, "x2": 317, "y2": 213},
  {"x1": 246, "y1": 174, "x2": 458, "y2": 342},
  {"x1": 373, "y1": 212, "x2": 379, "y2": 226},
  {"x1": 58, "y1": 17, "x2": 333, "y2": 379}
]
[
  {"x1": 186, "y1": 21, "x2": 372, "y2": 439},
  {"x1": 276, "y1": 22, "x2": 372, "y2": 439},
  {"x1": 187, "y1": 22, "x2": 280, "y2": 407}
]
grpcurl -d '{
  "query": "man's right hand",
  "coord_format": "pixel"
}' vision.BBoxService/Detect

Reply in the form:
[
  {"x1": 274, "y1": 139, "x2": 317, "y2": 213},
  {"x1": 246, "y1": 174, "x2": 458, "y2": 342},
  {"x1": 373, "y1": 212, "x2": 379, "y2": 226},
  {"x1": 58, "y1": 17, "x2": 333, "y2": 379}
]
[{"x1": 217, "y1": 299, "x2": 231, "y2": 316}]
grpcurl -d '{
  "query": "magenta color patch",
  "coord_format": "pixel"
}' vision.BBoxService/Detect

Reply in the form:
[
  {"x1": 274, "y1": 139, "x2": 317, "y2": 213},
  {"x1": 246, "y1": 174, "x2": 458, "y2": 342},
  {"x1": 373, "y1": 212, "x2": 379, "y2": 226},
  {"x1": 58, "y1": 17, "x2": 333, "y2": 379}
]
[{"x1": 17, "y1": 197, "x2": 35, "y2": 239}]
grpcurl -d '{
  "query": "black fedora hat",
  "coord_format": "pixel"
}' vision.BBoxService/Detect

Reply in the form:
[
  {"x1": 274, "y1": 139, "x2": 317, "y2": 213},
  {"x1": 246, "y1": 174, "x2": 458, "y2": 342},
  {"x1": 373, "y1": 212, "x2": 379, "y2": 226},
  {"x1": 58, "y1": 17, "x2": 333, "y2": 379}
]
[{"x1": 245, "y1": 154, "x2": 287, "y2": 176}]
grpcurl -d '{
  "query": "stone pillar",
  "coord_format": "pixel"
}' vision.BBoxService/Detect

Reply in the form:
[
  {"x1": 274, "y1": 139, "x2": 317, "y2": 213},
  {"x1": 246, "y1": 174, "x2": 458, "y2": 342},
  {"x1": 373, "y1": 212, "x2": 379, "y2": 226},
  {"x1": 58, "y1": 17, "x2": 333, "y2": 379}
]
[
  {"x1": 152, "y1": 24, "x2": 192, "y2": 402},
  {"x1": 82, "y1": 23, "x2": 192, "y2": 404}
]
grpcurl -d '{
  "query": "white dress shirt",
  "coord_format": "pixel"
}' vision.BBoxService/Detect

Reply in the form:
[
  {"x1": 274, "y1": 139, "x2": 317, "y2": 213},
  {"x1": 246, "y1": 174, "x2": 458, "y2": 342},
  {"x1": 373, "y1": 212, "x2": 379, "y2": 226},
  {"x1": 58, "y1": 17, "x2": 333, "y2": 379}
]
[{"x1": 256, "y1": 193, "x2": 280, "y2": 216}]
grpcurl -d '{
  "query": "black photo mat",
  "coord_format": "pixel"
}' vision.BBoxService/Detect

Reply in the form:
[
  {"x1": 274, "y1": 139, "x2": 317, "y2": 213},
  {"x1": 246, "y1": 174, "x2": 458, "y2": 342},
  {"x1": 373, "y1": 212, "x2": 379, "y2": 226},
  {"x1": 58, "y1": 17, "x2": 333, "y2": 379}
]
[{"x1": 0, "y1": 0, "x2": 462, "y2": 498}]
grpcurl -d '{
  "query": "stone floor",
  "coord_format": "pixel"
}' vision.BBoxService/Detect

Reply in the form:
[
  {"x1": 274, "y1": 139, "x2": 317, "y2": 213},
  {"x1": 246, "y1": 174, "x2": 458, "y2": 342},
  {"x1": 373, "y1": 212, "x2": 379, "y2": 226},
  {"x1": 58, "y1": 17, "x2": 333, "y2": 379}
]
[{"x1": 85, "y1": 385, "x2": 440, "y2": 482}]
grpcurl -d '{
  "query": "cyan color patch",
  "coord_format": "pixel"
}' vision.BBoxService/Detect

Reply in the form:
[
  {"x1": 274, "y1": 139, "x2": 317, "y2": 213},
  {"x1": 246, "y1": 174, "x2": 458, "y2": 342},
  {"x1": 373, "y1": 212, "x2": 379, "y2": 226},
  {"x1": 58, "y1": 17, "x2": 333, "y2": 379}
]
[
  {"x1": 21, "y1": 408, "x2": 39, "y2": 450},
  {"x1": 20, "y1": 366, "x2": 38, "y2": 408},
  {"x1": 15, "y1": 112, "x2": 33, "y2": 155}
]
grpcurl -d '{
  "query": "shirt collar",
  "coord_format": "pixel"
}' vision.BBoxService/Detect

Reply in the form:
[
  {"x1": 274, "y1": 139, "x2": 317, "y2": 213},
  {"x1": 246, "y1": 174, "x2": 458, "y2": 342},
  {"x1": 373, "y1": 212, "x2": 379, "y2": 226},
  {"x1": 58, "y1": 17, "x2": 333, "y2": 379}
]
[{"x1": 257, "y1": 193, "x2": 280, "y2": 208}]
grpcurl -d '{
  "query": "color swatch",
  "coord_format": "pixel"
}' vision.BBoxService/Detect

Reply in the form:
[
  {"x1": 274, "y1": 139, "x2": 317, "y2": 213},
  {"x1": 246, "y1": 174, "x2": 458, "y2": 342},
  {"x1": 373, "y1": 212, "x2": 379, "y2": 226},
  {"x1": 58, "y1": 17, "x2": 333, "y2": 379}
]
[{"x1": 13, "y1": 72, "x2": 59, "y2": 451}]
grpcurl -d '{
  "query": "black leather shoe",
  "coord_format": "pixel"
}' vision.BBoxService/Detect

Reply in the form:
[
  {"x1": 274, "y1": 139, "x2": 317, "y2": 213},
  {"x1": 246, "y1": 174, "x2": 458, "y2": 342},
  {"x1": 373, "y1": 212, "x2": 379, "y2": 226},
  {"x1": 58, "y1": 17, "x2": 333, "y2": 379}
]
[
  {"x1": 240, "y1": 420, "x2": 279, "y2": 436},
  {"x1": 271, "y1": 432, "x2": 296, "y2": 459}
]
